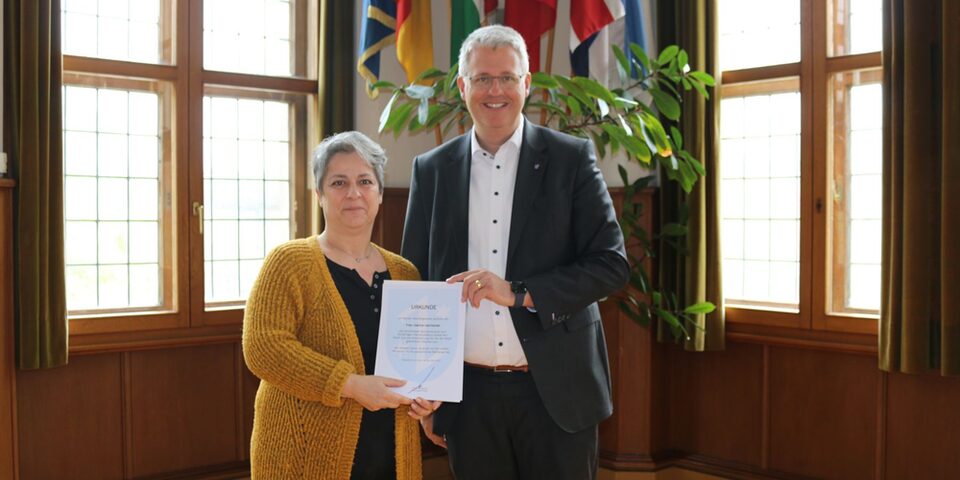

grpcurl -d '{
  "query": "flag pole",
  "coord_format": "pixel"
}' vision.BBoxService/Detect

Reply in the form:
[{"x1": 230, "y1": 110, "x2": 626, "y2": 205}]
[{"x1": 539, "y1": 28, "x2": 555, "y2": 125}]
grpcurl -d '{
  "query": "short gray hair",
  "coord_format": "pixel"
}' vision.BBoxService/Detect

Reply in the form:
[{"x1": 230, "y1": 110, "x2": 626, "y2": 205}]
[
  {"x1": 457, "y1": 25, "x2": 529, "y2": 78},
  {"x1": 311, "y1": 131, "x2": 386, "y2": 193}
]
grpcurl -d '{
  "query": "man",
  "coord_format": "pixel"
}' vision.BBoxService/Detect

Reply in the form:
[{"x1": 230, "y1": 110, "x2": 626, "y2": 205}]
[{"x1": 401, "y1": 25, "x2": 629, "y2": 480}]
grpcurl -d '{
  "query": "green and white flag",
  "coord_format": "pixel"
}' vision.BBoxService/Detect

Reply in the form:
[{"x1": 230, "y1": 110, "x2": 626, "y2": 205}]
[{"x1": 450, "y1": 0, "x2": 495, "y2": 67}]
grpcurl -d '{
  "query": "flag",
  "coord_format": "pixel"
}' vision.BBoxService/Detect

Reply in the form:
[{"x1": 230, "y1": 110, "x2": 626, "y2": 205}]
[
  {"x1": 450, "y1": 0, "x2": 498, "y2": 66},
  {"x1": 396, "y1": 0, "x2": 435, "y2": 83},
  {"x1": 622, "y1": 0, "x2": 649, "y2": 78},
  {"x1": 357, "y1": 0, "x2": 397, "y2": 97},
  {"x1": 569, "y1": 0, "x2": 625, "y2": 84},
  {"x1": 504, "y1": 0, "x2": 557, "y2": 72}
]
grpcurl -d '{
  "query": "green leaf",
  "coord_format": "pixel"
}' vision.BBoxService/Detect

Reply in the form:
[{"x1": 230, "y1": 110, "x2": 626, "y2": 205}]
[
  {"x1": 591, "y1": 131, "x2": 607, "y2": 159},
  {"x1": 378, "y1": 91, "x2": 401, "y2": 133},
  {"x1": 414, "y1": 67, "x2": 445, "y2": 83},
  {"x1": 683, "y1": 302, "x2": 717, "y2": 314},
  {"x1": 629, "y1": 268, "x2": 649, "y2": 293},
  {"x1": 639, "y1": 112, "x2": 673, "y2": 156},
  {"x1": 600, "y1": 123, "x2": 627, "y2": 144},
  {"x1": 527, "y1": 101, "x2": 567, "y2": 116},
  {"x1": 670, "y1": 126, "x2": 683, "y2": 150},
  {"x1": 611, "y1": 44, "x2": 630, "y2": 85},
  {"x1": 387, "y1": 102, "x2": 415, "y2": 136},
  {"x1": 658, "y1": 45, "x2": 679, "y2": 65},
  {"x1": 629, "y1": 43, "x2": 652, "y2": 74},
  {"x1": 689, "y1": 71, "x2": 716, "y2": 86},
  {"x1": 689, "y1": 78, "x2": 710, "y2": 99},
  {"x1": 559, "y1": 94, "x2": 583, "y2": 117},
  {"x1": 618, "y1": 164, "x2": 629, "y2": 187},
  {"x1": 689, "y1": 154, "x2": 707, "y2": 177},
  {"x1": 619, "y1": 301, "x2": 651, "y2": 326},
  {"x1": 612, "y1": 96, "x2": 639, "y2": 109},
  {"x1": 655, "y1": 76, "x2": 681, "y2": 97},
  {"x1": 444, "y1": 66, "x2": 460, "y2": 96},
  {"x1": 404, "y1": 84, "x2": 435, "y2": 99},
  {"x1": 661, "y1": 223, "x2": 688, "y2": 236},
  {"x1": 572, "y1": 76, "x2": 616, "y2": 103},
  {"x1": 649, "y1": 89, "x2": 681, "y2": 120},
  {"x1": 679, "y1": 150, "x2": 706, "y2": 177},
  {"x1": 370, "y1": 80, "x2": 397, "y2": 90},
  {"x1": 555, "y1": 76, "x2": 596, "y2": 114},
  {"x1": 677, "y1": 157, "x2": 696, "y2": 192},
  {"x1": 531, "y1": 71, "x2": 560, "y2": 89},
  {"x1": 677, "y1": 50, "x2": 688, "y2": 70},
  {"x1": 423, "y1": 103, "x2": 455, "y2": 129}
]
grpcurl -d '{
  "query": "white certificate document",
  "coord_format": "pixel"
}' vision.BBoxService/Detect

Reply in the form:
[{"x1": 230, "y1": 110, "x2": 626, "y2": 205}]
[{"x1": 374, "y1": 280, "x2": 466, "y2": 402}]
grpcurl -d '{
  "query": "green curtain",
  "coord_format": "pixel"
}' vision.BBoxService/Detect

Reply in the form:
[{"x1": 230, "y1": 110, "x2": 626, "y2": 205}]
[
  {"x1": 655, "y1": 0, "x2": 724, "y2": 351},
  {"x1": 318, "y1": 0, "x2": 355, "y2": 138},
  {"x1": 880, "y1": 0, "x2": 960, "y2": 375},
  {"x1": 4, "y1": 0, "x2": 67, "y2": 369}
]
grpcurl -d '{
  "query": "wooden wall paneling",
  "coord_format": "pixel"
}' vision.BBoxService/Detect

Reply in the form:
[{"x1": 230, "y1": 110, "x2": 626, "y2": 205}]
[
  {"x1": 599, "y1": 301, "x2": 661, "y2": 469},
  {"x1": 240, "y1": 347, "x2": 260, "y2": 460},
  {"x1": 768, "y1": 346, "x2": 877, "y2": 479},
  {"x1": 598, "y1": 189, "x2": 669, "y2": 469},
  {"x1": 666, "y1": 341, "x2": 765, "y2": 468},
  {"x1": 884, "y1": 371, "x2": 960, "y2": 479},
  {"x1": 127, "y1": 343, "x2": 240, "y2": 477},
  {"x1": 378, "y1": 188, "x2": 410, "y2": 254},
  {"x1": 1, "y1": 183, "x2": 19, "y2": 479},
  {"x1": 874, "y1": 372, "x2": 887, "y2": 480},
  {"x1": 17, "y1": 353, "x2": 125, "y2": 479},
  {"x1": 233, "y1": 344, "x2": 244, "y2": 461}
]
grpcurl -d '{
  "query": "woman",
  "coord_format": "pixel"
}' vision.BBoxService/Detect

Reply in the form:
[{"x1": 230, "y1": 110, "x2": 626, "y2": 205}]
[{"x1": 243, "y1": 131, "x2": 430, "y2": 479}]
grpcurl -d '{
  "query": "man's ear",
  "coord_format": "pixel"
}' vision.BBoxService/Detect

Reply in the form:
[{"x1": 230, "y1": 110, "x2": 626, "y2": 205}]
[{"x1": 457, "y1": 75, "x2": 466, "y2": 97}]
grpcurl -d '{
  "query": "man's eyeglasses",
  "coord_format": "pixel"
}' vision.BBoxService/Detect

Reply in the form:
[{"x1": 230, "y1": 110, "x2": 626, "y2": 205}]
[{"x1": 466, "y1": 74, "x2": 525, "y2": 90}]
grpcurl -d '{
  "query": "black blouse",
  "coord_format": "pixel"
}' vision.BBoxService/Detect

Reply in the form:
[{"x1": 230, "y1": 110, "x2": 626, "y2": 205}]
[{"x1": 326, "y1": 258, "x2": 395, "y2": 480}]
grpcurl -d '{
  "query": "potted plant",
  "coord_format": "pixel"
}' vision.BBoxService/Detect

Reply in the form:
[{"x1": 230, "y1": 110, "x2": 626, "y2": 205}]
[{"x1": 369, "y1": 43, "x2": 716, "y2": 340}]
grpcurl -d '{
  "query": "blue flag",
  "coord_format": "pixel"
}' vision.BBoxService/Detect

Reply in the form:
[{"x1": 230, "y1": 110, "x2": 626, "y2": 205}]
[
  {"x1": 623, "y1": 0, "x2": 647, "y2": 78},
  {"x1": 357, "y1": 0, "x2": 397, "y2": 97}
]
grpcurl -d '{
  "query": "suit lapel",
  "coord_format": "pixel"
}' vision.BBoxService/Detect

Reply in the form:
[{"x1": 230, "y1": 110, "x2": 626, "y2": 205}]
[
  {"x1": 507, "y1": 121, "x2": 548, "y2": 274},
  {"x1": 440, "y1": 135, "x2": 472, "y2": 274}
]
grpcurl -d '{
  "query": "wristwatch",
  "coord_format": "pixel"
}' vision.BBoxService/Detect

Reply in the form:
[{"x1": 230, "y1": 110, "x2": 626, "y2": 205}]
[{"x1": 510, "y1": 281, "x2": 527, "y2": 308}]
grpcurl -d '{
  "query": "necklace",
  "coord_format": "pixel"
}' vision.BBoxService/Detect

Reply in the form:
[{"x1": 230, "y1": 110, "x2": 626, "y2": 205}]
[{"x1": 324, "y1": 238, "x2": 374, "y2": 263}]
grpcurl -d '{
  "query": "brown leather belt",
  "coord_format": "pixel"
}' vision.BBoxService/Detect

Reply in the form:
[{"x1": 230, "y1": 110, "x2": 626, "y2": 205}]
[{"x1": 465, "y1": 362, "x2": 529, "y2": 373}]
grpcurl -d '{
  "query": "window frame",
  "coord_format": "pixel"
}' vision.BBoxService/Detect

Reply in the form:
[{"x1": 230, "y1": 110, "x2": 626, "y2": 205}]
[
  {"x1": 720, "y1": 0, "x2": 883, "y2": 337},
  {"x1": 63, "y1": 0, "x2": 320, "y2": 344}
]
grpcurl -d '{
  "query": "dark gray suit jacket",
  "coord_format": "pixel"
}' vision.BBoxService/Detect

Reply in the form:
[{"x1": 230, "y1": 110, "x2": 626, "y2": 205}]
[{"x1": 400, "y1": 120, "x2": 629, "y2": 434}]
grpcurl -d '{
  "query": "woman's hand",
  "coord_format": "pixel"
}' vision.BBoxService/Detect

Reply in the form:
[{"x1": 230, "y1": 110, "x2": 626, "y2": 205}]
[
  {"x1": 410, "y1": 398, "x2": 446, "y2": 448},
  {"x1": 341, "y1": 374, "x2": 412, "y2": 411}
]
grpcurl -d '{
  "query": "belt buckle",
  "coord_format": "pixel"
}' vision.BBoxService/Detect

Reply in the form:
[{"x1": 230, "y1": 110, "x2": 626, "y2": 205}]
[{"x1": 493, "y1": 365, "x2": 514, "y2": 373}]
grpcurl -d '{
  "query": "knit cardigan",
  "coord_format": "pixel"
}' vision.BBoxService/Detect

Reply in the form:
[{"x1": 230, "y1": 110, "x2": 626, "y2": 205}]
[{"x1": 242, "y1": 237, "x2": 422, "y2": 479}]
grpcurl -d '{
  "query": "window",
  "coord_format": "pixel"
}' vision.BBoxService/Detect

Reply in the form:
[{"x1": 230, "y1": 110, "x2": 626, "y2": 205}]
[
  {"x1": 61, "y1": 0, "x2": 318, "y2": 336},
  {"x1": 718, "y1": 0, "x2": 883, "y2": 334}
]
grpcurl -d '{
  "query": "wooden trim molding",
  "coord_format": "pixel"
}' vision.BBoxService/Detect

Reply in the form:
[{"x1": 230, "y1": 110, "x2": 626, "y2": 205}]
[{"x1": 0, "y1": 181, "x2": 20, "y2": 479}]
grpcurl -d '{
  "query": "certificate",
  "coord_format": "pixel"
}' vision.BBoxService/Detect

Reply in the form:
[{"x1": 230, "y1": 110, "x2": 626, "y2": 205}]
[{"x1": 374, "y1": 280, "x2": 466, "y2": 402}]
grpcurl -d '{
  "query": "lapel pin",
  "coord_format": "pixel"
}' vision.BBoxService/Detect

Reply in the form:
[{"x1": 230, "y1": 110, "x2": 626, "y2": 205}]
[{"x1": 534, "y1": 163, "x2": 540, "y2": 170}]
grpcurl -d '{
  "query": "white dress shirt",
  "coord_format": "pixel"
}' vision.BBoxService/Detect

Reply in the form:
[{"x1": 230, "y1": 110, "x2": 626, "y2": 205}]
[{"x1": 465, "y1": 121, "x2": 529, "y2": 367}]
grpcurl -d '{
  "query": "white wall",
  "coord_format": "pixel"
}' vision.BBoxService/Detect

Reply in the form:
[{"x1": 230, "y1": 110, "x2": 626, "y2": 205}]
[{"x1": 351, "y1": 0, "x2": 657, "y2": 188}]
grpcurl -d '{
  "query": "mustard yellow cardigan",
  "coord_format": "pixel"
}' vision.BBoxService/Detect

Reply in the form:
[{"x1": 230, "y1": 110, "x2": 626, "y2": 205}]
[{"x1": 242, "y1": 237, "x2": 422, "y2": 479}]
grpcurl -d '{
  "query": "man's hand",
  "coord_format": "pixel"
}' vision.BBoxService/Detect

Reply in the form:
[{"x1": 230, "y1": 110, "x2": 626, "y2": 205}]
[
  {"x1": 341, "y1": 374, "x2": 412, "y2": 411},
  {"x1": 447, "y1": 269, "x2": 514, "y2": 308},
  {"x1": 408, "y1": 397, "x2": 442, "y2": 420},
  {"x1": 409, "y1": 398, "x2": 445, "y2": 448}
]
